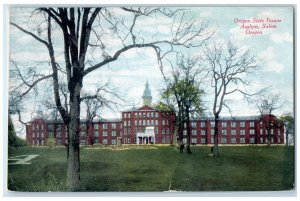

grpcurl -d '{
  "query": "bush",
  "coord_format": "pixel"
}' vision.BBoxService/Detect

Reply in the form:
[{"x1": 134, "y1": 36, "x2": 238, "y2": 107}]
[{"x1": 46, "y1": 137, "x2": 55, "y2": 148}]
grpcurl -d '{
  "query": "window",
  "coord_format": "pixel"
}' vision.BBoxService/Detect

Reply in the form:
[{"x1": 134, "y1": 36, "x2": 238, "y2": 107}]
[
  {"x1": 151, "y1": 112, "x2": 154, "y2": 117},
  {"x1": 81, "y1": 124, "x2": 86, "y2": 130},
  {"x1": 124, "y1": 113, "x2": 127, "y2": 118},
  {"x1": 222, "y1": 130, "x2": 227, "y2": 135},
  {"x1": 201, "y1": 130, "x2": 206, "y2": 135},
  {"x1": 41, "y1": 132, "x2": 44, "y2": 138},
  {"x1": 128, "y1": 138, "x2": 131, "y2": 143},
  {"x1": 240, "y1": 130, "x2": 245, "y2": 135},
  {"x1": 94, "y1": 131, "x2": 99, "y2": 137},
  {"x1": 250, "y1": 138, "x2": 255, "y2": 144},
  {"x1": 192, "y1": 122, "x2": 197, "y2": 128},
  {"x1": 124, "y1": 138, "x2": 127, "y2": 143},
  {"x1": 201, "y1": 122, "x2": 206, "y2": 128},
  {"x1": 192, "y1": 138, "x2": 197, "y2": 144},
  {"x1": 166, "y1": 128, "x2": 170, "y2": 134},
  {"x1": 112, "y1": 131, "x2": 116, "y2": 137},
  {"x1": 128, "y1": 113, "x2": 131, "y2": 118},
  {"x1": 147, "y1": 113, "x2": 150, "y2": 118},
  {"x1": 151, "y1": 120, "x2": 154, "y2": 125},
  {"x1": 41, "y1": 125, "x2": 44, "y2": 130},
  {"x1": 278, "y1": 138, "x2": 281, "y2": 143},
  {"x1": 103, "y1": 124, "x2": 108, "y2": 129},
  {"x1": 211, "y1": 129, "x2": 215, "y2": 135},
  {"x1": 271, "y1": 129, "x2": 274, "y2": 135},
  {"x1": 192, "y1": 130, "x2": 197, "y2": 136},
  {"x1": 103, "y1": 139, "x2": 108, "y2": 144},
  {"x1": 128, "y1": 121, "x2": 131, "y2": 127},
  {"x1": 94, "y1": 124, "x2": 99, "y2": 129},
  {"x1": 32, "y1": 140, "x2": 35, "y2": 145},
  {"x1": 127, "y1": 129, "x2": 131, "y2": 135},
  {"x1": 135, "y1": 113, "x2": 138, "y2": 118},
  {"x1": 33, "y1": 133, "x2": 35, "y2": 138},
  {"x1": 37, "y1": 132, "x2": 40, "y2": 138},
  {"x1": 210, "y1": 121, "x2": 215, "y2": 127},
  {"x1": 166, "y1": 136, "x2": 170, "y2": 144},
  {"x1": 32, "y1": 125, "x2": 35, "y2": 130},
  {"x1": 201, "y1": 138, "x2": 206, "y2": 144},
  {"x1": 147, "y1": 120, "x2": 150, "y2": 125},
  {"x1": 211, "y1": 137, "x2": 214, "y2": 144},
  {"x1": 271, "y1": 138, "x2": 274, "y2": 143},
  {"x1": 41, "y1": 139, "x2": 44, "y2": 145},
  {"x1": 139, "y1": 120, "x2": 142, "y2": 125},
  {"x1": 250, "y1": 129, "x2": 255, "y2": 135},
  {"x1": 162, "y1": 129, "x2": 165, "y2": 135},
  {"x1": 278, "y1": 129, "x2": 281, "y2": 136},
  {"x1": 260, "y1": 137, "x2": 264, "y2": 143},
  {"x1": 57, "y1": 132, "x2": 61, "y2": 137},
  {"x1": 231, "y1": 137, "x2": 236, "y2": 144},
  {"x1": 183, "y1": 138, "x2": 187, "y2": 144},
  {"x1": 123, "y1": 121, "x2": 127, "y2": 127},
  {"x1": 240, "y1": 137, "x2": 245, "y2": 143},
  {"x1": 112, "y1": 139, "x2": 117, "y2": 145},
  {"x1": 80, "y1": 131, "x2": 85, "y2": 137},
  {"x1": 155, "y1": 120, "x2": 158, "y2": 125},
  {"x1": 155, "y1": 112, "x2": 159, "y2": 118},
  {"x1": 103, "y1": 131, "x2": 107, "y2": 137},
  {"x1": 260, "y1": 129, "x2": 263, "y2": 135},
  {"x1": 222, "y1": 122, "x2": 227, "y2": 128},
  {"x1": 221, "y1": 137, "x2": 227, "y2": 144},
  {"x1": 94, "y1": 139, "x2": 99, "y2": 144},
  {"x1": 240, "y1": 122, "x2": 245, "y2": 127},
  {"x1": 112, "y1": 123, "x2": 116, "y2": 129},
  {"x1": 231, "y1": 122, "x2": 236, "y2": 128},
  {"x1": 250, "y1": 122, "x2": 255, "y2": 127},
  {"x1": 48, "y1": 124, "x2": 54, "y2": 130},
  {"x1": 37, "y1": 140, "x2": 40, "y2": 146},
  {"x1": 155, "y1": 127, "x2": 158, "y2": 134},
  {"x1": 134, "y1": 120, "x2": 138, "y2": 126},
  {"x1": 231, "y1": 130, "x2": 236, "y2": 135}
]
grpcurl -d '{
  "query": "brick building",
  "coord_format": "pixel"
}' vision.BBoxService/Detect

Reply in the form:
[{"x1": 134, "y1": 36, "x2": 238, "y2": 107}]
[{"x1": 26, "y1": 82, "x2": 284, "y2": 146}]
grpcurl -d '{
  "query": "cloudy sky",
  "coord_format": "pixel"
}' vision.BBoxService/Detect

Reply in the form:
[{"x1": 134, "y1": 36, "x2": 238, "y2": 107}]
[{"x1": 8, "y1": 6, "x2": 294, "y2": 137}]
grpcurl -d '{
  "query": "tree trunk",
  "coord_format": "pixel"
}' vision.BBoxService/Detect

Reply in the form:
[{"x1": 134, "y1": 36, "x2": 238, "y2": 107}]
[
  {"x1": 285, "y1": 128, "x2": 289, "y2": 147},
  {"x1": 67, "y1": 82, "x2": 81, "y2": 191},
  {"x1": 213, "y1": 116, "x2": 219, "y2": 157},
  {"x1": 186, "y1": 106, "x2": 192, "y2": 154}
]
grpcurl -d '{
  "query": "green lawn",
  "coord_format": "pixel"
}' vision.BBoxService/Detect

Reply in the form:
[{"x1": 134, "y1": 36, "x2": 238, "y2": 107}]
[{"x1": 7, "y1": 145, "x2": 295, "y2": 192}]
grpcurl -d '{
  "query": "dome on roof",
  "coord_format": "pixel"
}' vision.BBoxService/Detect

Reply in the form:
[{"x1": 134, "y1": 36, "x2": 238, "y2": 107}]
[{"x1": 142, "y1": 81, "x2": 152, "y2": 106}]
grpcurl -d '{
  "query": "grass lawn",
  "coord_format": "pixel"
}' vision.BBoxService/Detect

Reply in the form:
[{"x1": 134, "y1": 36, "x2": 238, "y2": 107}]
[{"x1": 7, "y1": 145, "x2": 295, "y2": 192}]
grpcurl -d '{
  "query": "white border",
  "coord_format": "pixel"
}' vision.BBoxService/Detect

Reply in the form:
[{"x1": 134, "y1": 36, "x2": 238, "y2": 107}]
[{"x1": 1, "y1": 0, "x2": 299, "y2": 200}]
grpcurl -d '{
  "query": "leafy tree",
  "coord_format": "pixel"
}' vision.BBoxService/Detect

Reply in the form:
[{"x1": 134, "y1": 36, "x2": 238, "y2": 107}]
[
  {"x1": 8, "y1": 115, "x2": 26, "y2": 149},
  {"x1": 280, "y1": 115, "x2": 294, "y2": 146},
  {"x1": 10, "y1": 7, "x2": 212, "y2": 190},
  {"x1": 161, "y1": 54, "x2": 206, "y2": 154}
]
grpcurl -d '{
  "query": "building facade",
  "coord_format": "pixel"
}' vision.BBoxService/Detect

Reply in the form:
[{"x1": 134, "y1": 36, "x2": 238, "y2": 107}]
[{"x1": 25, "y1": 82, "x2": 284, "y2": 146}]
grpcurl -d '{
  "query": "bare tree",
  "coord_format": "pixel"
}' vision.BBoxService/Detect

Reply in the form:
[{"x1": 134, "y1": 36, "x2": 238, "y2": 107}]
[
  {"x1": 10, "y1": 7, "x2": 212, "y2": 190},
  {"x1": 254, "y1": 93, "x2": 286, "y2": 147},
  {"x1": 203, "y1": 41, "x2": 258, "y2": 157},
  {"x1": 81, "y1": 82, "x2": 125, "y2": 145}
]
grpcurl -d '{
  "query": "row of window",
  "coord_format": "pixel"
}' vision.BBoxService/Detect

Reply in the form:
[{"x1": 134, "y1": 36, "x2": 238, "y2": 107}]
[
  {"x1": 32, "y1": 133, "x2": 45, "y2": 138},
  {"x1": 124, "y1": 112, "x2": 160, "y2": 119},
  {"x1": 188, "y1": 137, "x2": 281, "y2": 144}
]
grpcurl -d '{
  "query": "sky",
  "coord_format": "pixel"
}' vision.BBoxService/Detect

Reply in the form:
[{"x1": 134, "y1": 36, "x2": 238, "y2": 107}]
[{"x1": 7, "y1": 6, "x2": 294, "y2": 137}]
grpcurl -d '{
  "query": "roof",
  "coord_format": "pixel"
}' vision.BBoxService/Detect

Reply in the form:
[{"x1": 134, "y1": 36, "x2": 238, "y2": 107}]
[
  {"x1": 192, "y1": 115, "x2": 261, "y2": 121},
  {"x1": 122, "y1": 105, "x2": 161, "y2": 112}
]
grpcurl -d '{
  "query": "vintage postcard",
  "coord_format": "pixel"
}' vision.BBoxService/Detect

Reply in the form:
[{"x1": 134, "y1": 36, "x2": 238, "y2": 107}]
[{"x1": 6, "y1": 5, "x2": 295, "y2": 195}]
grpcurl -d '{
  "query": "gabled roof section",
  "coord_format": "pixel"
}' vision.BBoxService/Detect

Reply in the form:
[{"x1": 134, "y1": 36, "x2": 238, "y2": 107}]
[{"x1": 122, "y1": 105, "x2": 160, "y2": 112}]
